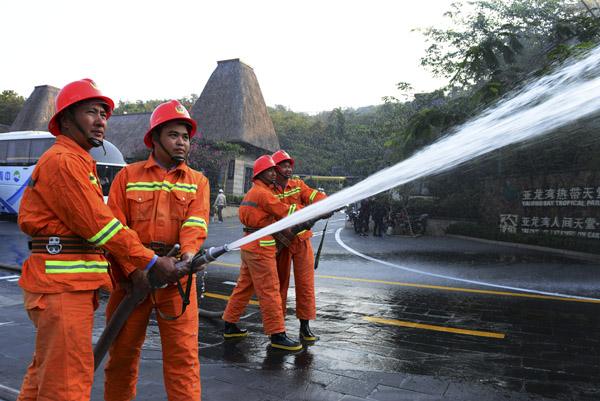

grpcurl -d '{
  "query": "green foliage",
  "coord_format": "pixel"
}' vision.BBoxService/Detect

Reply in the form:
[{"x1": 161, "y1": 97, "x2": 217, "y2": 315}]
[
  {"x1": 419, "y1": 0, "x2": 600, "y2": 88},
  {"x1": 187, "y1": 139, "x2": 243, "y2": 194},
  {"x1": 0, "y1": 90, "x2": 26, "y2": 126},
  {"x1": 269, "y1": 105, "x2": 394, "y2": 178},
  {"x1": 113, "y1": 94, "x2": 199, "y2": 115}
]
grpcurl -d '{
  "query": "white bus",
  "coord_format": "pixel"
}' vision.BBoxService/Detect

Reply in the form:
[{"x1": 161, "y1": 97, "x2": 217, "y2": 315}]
[{"x1": 0, "y1": 131, "x2": 126, "y2": 214}]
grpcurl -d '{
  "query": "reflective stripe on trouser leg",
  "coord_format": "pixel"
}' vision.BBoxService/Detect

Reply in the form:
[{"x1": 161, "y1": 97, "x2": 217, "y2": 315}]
[
  {"x1": 276, "y1": 247, "x2": 293, "y2": 320},
  {"x1": 18, "y1": 291, "x2": 95, "y2": 401},
  {"x1": 157, "y1": 281, "x2": 200, "y2": 401},
  {"x1": 291, "y1": 240, "x2": 317, "y2": 321},
  {"x1": 104, "y1": 288, "x2": 154, "y2": 401}
]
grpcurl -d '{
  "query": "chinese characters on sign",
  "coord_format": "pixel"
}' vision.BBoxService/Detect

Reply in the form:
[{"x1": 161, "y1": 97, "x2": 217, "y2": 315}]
[
  {"x1": 521, "y1": 186, "x2": 600, "y2": 207},
  {"x1": 500, "y1": 184, "x2": 600, "y2": 240},
  {"x1": 499, "y1": 214, "x2": 600, "y2": 240}
]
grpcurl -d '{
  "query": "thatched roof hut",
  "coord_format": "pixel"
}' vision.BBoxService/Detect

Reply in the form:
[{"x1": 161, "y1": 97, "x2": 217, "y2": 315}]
[
  {"x1": 10, "y1": 85, "x2": 59, "y2": 132},
  {"x1": 104, "y1": 113, "x2": 151, "y2": 162},
  {"x1": 191, "y1": 59, "x2": 279, "y2": 152}
]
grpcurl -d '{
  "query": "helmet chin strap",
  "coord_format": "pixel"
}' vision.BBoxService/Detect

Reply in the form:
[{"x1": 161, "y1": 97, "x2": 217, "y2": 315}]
[
  {"x1": 157, "y1": 137, "x2": 186, "y2": 164},
  {"x1": 276, "y1": 167, "x2": 292, "y2": 179},
  {"x1": 68, "y1": 110, "x2": 105, "y2": 151}
]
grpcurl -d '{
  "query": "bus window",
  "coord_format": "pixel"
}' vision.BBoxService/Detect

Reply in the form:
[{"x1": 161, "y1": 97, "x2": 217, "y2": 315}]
[
  {"x1": 0, "y1": 141, "x2": 8, "y2": 165},
  {"x1": 29, "y1": 138, "x2": 54, "y2": 163},
  {"x1": 7, "y1": 140, "x2": 31, "y2": 165},
  {"x1": 97, "y1": 164, "x2": 124, "y2": 196}
]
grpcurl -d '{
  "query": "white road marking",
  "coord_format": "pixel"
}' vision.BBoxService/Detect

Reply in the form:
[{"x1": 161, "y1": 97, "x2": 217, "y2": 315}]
[
  {"x1": 222, "y1": 281, "x2": 237, "y2": 286},
  {"x1": 334, "y1": 227, "x2": 600, "y2": 302},
  {"x1": 0, "y1": 275, "x2": 19, "y2": 280},
  {"x1": 7, "y1": 278, "x2": 19, "y2": 282}
]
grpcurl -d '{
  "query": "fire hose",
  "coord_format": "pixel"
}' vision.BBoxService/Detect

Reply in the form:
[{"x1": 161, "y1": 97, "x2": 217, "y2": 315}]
[{"x1": 93, "y1": 245, "x2": 228, "y2": 371}]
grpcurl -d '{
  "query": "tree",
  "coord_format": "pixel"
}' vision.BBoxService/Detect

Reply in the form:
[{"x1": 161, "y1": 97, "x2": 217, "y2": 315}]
[
  {"x1": 419, "y1": 0, "x2": 600, "y2": 88},
  {"x1": 113, "y1": 94, "x2": 199, "y2": 115},
  {"x1": 187, "y1": 139, "x2": 243, "y2": 194},
  {"x1": 0, "y1": 90, "x2": 26, "y2": 126}
]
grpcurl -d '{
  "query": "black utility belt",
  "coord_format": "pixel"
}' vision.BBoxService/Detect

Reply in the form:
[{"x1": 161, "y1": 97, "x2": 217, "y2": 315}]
[
  {"x1": 29, "y1": 236, "x2": 103, "y2": 255},
  {"x1": 243, "y1": 227, "x2": 260, "y2": 233},
  {"x1": 144, "y1": 242, "x2": 179, "y2": 257}
]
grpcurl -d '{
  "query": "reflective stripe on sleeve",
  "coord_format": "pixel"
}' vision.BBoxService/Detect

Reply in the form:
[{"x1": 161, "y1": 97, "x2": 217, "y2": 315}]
[
  {"x1": 276, "y1": 187, "x2": 301, "y2": 199},
  {"x1": 88, "y1": 218, "x2": 124, "y2": 246},
  {"x1": 240, "y1": 201, "x2": 258, "y2": 207},
  {"x1": 45, "y1": 260, "x2": 109, "y2": 274},
  {"x1": 309, "y1": 190, "x2": 318, "y2": 203},
  {"x1": 259, "y1": 240, "x2": 276, "y2": 247},
  {"x1": 296, "y1": 229, "x2": 308, "y2": 236},
  {"x1": 288, "y1": 203, "x2": 297, "y2": 215},
  {"x1": 182, "y1": 216, "x2": 208, "y2": 230}
]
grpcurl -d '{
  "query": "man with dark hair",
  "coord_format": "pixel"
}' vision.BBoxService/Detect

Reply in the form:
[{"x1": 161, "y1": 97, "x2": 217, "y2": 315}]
[
  {"x1": 104, "y1": 100, "x2": 209, "y2": 401},
  {"x1": 271, "y1": 150, "x2": 326, "y2": 343},
  {"x1": 16, "y1": 79, "x2": 178, "y2": 401},
  {"x1": 222, "y1": 155, "x2": 303, "y2": 351}
]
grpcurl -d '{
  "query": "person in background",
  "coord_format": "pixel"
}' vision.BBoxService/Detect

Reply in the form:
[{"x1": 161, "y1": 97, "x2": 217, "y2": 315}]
[
  {"x1": 214, "y1": 188, "x2": 227, "y2": 223},
  {"x1": 271, "y1": 150, "x2": 327, "y2": 343},
  {"x1": 222, "y1": 155, "x2": 303, "y2": 351}
]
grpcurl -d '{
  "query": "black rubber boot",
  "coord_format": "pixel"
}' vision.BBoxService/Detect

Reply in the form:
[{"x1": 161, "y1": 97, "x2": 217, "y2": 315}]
[
  {"x1": 270, "y1": 332, "x2": 302, "y2": 351},
  {"x1": 223, "y1": 321, "x2": 248, "y2": 339},
  {"x1": 299, "y1": 319, "x2": 319, "y2": 342}
]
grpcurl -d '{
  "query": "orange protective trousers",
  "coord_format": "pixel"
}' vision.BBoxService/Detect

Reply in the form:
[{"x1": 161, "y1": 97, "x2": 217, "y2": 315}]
[
  {"x1": 104, "y1": 282, "x2": 200, "y2": 401},
  {"x1": 18, "y1": 290, "x2": 97, "y2": 401},
  {"x1": 277, "y1": 239, "x2": 316, "y2": 320},
  {"x1": 222, "y1": 250, "x2": 285, "y2": 335}
]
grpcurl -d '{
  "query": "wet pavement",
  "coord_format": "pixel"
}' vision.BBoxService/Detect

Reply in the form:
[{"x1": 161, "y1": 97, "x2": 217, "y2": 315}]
[{"x1": 0, "y1": 213, "x2": 599, "y2": 400}]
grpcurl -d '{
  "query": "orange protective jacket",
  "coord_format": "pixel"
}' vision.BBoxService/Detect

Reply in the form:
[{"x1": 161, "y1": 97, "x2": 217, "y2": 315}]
[
  {"x1": 107, "y1": 154, "x2": 210, "y2": 282},
  {"x1": 239, "y1": 179, "x2": 299, "y2": 254},
  {"x1": 275, "y1": 178, "x2": 327, "y2": 240},
  {"x1": 18, "y1": 135, "x2": 154, "y2": 293}
]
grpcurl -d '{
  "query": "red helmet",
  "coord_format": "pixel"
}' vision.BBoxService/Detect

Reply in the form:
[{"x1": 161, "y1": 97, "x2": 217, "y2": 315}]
[
  {"x1": 144, "y1": 100, "x2": 198, "y2": 148},
  {"x1": 272, "y1": 150, "x2": 294, "y2": 167},
  {"x1": 252, "y1": 155, "x2": 276, "y2": 179},
  {"x1": 48, "y1": 78, "x2": 114, "y2": 136}
]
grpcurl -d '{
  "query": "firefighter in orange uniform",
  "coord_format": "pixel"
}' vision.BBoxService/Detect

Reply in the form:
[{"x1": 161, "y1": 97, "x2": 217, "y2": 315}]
[
  {"x1": 222, "y1": 155, "x2": 303, "y2": 351},
  {"x1": 271, "y1": 150, "x2": 326, "y2": 342},
  {"x1": 16, "y1": 79, "x2": 179, "y2": 401},
  {"x1": 104, "y1": 100, "x2": 209, "y2": 401}
]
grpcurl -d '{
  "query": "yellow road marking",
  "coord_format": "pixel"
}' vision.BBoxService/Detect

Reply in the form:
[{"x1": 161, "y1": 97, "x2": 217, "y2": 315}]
[
  {"x1": 316, "y1": 275, "x2": 600, "y2": 304},
  {"x1": 211, "y1": 261, "x2": 240, "y2": 268},
  {"x1": 203, "y1": 291, "x2": 259, "y2": 306},
  {"x1": 204, "y1": 264, "x2": 599, "y2": 304},
  {"x1": 364, "y1": 316, "x2": 505, "y2": 339}
]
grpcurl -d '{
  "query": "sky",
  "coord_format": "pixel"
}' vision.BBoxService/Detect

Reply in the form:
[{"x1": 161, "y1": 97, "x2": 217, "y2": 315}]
[{"x1": 1, "y1": 0, "x2": 455, "y2": 114}]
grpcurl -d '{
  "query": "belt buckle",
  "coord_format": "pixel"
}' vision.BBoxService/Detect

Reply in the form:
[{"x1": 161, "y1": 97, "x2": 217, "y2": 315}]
[
  {"x1": 46, "y1": 237, "x2": 62, "y2": 255},
  {"x1": 149, "y1": 241, "x2": 167, "y2": 256}
]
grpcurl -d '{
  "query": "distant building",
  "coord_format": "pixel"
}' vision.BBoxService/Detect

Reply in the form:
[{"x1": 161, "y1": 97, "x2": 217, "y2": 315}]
[
  {"x1": 10, "y1": 85, "x2": 59, "y2": 132},
  {"x1": 191, "y1": 58, "x2": 279, "y2": 194},
  {"x1": 4, "y1": 59, "x2": 279, "y2": 195}
]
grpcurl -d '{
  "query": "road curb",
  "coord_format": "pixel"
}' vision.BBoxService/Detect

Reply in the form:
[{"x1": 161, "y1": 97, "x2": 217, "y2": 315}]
[
  {"x1": 0, "y1": 383, "x2": 18, "y2": 401},
  {"x1": 447, "y1": 234, "x2": 600, "y2": 263}
]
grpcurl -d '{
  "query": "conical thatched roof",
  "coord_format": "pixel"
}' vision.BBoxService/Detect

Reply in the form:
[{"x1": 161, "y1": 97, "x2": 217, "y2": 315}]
[
  {"x1": 104, "y1": 113, "x2": 151, "y2": 162},
  {"x1": 10, "y1": 85, "x2": 59, "y2": 131},
  {"x1": 191, "y1": 59, "x2": 279, "y2": 152}
]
